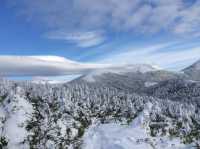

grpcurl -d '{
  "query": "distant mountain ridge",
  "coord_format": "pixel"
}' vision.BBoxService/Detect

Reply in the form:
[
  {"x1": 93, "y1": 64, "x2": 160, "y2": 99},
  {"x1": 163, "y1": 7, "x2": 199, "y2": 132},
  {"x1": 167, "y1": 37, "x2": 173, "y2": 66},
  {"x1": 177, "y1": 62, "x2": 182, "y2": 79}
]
[{"x1": 81, "y1": 63, "x2": 158, "y2": 82}]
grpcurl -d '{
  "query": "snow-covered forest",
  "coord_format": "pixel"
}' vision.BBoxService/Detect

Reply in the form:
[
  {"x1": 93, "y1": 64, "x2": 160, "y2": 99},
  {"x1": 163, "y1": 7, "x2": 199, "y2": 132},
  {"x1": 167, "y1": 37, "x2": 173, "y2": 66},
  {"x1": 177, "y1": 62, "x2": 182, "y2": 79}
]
[{"x1": 0, "y1": 61, "x2": 200, "y2": 149}]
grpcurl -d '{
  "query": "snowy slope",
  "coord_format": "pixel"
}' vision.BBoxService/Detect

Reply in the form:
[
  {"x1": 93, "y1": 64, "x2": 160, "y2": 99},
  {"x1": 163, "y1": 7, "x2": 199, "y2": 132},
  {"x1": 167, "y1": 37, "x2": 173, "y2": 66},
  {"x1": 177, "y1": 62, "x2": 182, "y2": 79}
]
[
  {"x1": 0, "y1": 85, "x2": 33, "y2": 149},
  {"x1": 183, "y1": 60, "x2": 200, "y2": 81},
  {"x1": 83, "y1": 121, "x2": 193, "y2": 149},
  {"x1": 82, "y1": 100, "x2": 198, "y2": 149}
]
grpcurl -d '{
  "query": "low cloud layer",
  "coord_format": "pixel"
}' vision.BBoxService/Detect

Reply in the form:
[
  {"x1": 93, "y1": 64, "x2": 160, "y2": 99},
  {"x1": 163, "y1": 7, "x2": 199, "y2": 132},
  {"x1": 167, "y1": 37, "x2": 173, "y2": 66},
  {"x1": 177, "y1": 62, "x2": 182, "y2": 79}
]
[{"x1": 0, "y1": 56, "x2": 108, "y2": 76}]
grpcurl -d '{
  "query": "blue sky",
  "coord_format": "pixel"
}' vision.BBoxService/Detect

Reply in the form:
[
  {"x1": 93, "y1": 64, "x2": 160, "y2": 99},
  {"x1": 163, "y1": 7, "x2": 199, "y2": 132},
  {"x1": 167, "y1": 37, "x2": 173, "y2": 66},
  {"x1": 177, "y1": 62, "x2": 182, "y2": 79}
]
[{"x1": 1, "y1": 0, "x2": 200, "y2": 75}]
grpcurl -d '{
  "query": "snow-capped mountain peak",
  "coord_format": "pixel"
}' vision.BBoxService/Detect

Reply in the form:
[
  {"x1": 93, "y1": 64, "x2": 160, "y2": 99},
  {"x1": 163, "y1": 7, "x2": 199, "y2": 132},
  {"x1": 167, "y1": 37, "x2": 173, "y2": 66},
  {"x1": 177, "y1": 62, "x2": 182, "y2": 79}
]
[{"x1": 82, "y1": 63, "x2": 159, "y2": 82}]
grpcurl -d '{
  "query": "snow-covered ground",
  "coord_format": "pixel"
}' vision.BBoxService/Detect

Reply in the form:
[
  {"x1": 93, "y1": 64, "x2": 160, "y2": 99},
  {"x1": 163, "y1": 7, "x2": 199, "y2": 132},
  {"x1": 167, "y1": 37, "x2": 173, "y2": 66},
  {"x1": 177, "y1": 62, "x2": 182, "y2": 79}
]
[
  {"x1": 1, "y1": 87, "x2": 33, "y2": 149},
  {"x1": 83, "y1": 123, "x2": 194, "y2": 149},
  {"x1": 144, "y1": 82, "x2": 158, "y2": 87},
  {"x1": 83, "y1": 114, "x2": 194, "y2": 149}
]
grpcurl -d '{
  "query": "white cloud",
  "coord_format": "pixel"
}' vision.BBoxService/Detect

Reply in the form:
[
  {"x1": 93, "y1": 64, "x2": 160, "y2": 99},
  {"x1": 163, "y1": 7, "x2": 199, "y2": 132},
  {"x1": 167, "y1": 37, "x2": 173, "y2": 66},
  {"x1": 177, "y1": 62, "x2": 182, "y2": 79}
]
[
  {"x1": 7, "y1": 0, "x2": 200, "y2": 37},
  {"x1": 172, "y1": 1, "x2": 200, "y2": 36},
  {"x1": 47, "y1": 31, "x2": 105, "y2": 48},
  {"x1": 0, "y1": 56, "x2": 109, "y2": 76},
  {"x1": 100, "y1": 42, "x2": 200, "y2": 70}
]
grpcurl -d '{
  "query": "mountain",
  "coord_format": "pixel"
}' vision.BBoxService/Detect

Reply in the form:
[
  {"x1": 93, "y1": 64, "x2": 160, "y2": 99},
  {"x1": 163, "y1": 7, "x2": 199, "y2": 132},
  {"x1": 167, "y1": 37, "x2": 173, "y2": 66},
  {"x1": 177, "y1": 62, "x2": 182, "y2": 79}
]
[
  {"x1": 0, "y1": 62, "x2": 200, "y2": 149},
  {"x1": 146, "y1": 78, "x2": 200, "y2": 102},
  {"x1": 81, "y1": 64, "x2": 158, "y2": 82},
  {"x1": 183, "y1": 60, "x2": 200, "y2": 81},
  {"x1": 72, "y1": 64, "x2": 182, "y2": 94}
]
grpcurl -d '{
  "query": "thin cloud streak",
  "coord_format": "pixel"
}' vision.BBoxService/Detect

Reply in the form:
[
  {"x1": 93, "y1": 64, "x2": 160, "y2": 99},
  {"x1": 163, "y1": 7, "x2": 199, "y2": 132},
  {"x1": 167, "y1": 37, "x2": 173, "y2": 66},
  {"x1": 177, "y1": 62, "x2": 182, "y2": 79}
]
[
  {"x1": 100, "y1": 42, "x2": 200, "y2": 70},
  {"x1": 47, "y1": 31, "x2": 105, "y2": 48}
]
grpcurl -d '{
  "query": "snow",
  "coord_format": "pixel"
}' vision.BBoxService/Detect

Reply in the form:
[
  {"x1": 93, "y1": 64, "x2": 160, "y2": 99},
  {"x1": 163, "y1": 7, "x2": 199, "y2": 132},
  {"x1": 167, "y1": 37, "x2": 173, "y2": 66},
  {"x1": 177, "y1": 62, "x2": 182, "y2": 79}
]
[
  {"x1": 31, "y1": 75, "x2": 81, "y2": 84},
  {"x1": 32, "y1": 79, "x2": 69, "y2": 84},
  {"x1": 0, "y1": 61, "x2": 199, "y2": 149},
  {"x1": 83, "y1": 64, "x2": 158, "y2": 82},
  {"x1": 3, "y1": 87, "x2": 33, "y2": 149},
  {"x1": 192, "y1": 60, "x2": 200, "y2": 70},
  {"x1": 145, "y1": 82, "x2": 158, "y2": 87},
  {"x1": 183, "y1": 60, "x2": 200, "y2": 72},
  {"x1": 0, "y1": 108, "x2": 5, "y2": 133},
  {"x1": 83, "y1": 122, "x2": 194, "y2": 149},
  {"x1": 83, "y1": 108, "x2": 194, "y2": 149}
]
